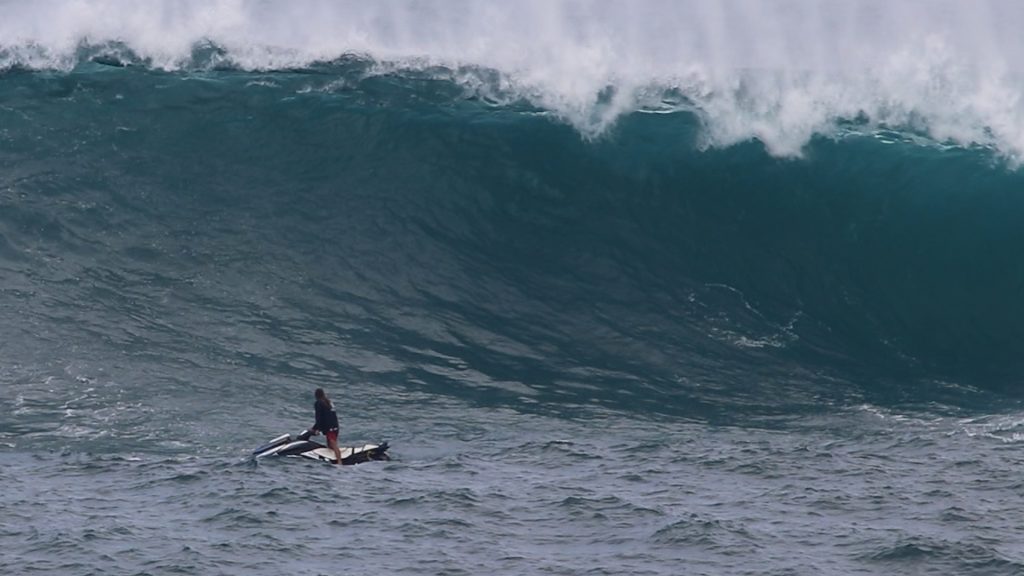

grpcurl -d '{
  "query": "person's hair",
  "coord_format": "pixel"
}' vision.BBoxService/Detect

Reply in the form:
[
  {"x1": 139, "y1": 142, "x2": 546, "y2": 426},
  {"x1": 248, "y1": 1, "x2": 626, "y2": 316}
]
[{"x1": 314, "y1": 388, "x2": 333, "y2": 409}]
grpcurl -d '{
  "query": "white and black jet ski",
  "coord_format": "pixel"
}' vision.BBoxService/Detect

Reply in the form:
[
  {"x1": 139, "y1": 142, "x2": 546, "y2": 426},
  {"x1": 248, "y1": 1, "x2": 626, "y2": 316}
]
[{"x1": 251, "y1": 430, "x2": 390, "y2": 465}]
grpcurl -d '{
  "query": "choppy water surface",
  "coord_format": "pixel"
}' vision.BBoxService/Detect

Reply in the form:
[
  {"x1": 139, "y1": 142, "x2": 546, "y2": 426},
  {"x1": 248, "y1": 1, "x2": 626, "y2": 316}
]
[{"x1": 5, "y1": 400, "x2": 1024, "y2": 575}]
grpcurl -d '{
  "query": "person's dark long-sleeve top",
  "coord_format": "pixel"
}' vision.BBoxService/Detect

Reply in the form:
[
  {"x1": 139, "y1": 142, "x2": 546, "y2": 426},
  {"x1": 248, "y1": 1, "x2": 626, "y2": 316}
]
[{"x1": 314, "y1": 399, "x2": 339, "y2": 432}]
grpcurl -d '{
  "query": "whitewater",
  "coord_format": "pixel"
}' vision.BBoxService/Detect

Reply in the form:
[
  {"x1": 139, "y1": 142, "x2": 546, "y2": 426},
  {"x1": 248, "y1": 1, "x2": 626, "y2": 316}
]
[
  {"x1": 6, "y1": 0, "x2": 1024, "y2": 157},
  {"x1": 3, "y1": 2, "x2": 1024, "y2": 575}
]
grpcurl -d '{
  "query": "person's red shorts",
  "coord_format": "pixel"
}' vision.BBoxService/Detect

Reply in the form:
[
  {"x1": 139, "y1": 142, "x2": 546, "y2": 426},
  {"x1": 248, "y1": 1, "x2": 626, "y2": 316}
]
[{"x1": 325, "y1": 429, "x2": 338, "y2": 444}]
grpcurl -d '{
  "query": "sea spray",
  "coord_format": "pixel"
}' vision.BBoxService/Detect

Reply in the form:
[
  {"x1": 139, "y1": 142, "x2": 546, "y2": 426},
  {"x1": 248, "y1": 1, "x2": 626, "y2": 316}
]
[{"x1": 3, "y1": 0, "x2": 1024, "y2": 156}]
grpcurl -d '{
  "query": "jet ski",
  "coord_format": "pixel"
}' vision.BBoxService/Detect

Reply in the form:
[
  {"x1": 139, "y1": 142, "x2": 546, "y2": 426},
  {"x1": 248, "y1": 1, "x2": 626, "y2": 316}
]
[{"x1": 251, "y1": 430, "x2": 390, "y2": 465}]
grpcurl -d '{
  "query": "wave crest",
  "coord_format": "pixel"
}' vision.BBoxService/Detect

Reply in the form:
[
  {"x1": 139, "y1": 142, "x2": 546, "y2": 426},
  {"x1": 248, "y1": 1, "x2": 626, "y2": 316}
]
[{"x1": 5, "y1": 1, "x2": 1024, "y2": 157}]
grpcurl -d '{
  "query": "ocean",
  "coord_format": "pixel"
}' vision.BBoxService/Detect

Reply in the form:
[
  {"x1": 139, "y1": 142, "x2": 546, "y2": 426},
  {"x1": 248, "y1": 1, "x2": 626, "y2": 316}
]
[{"x1": 3, "y1": 1, "x2": 1024, "y2": 575}]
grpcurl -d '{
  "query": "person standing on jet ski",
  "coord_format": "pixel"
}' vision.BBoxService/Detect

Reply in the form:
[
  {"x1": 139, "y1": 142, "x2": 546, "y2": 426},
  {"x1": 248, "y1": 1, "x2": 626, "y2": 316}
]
[{"x1": 309, "y1": 388, "x2": 342, "y2": 465}]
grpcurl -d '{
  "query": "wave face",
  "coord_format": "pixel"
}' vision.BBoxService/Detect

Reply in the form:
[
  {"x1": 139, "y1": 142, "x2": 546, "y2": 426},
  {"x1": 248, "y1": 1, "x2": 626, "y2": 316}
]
[{"x1": 2, "y1": 2, "x2": 1024, "y2": 418}]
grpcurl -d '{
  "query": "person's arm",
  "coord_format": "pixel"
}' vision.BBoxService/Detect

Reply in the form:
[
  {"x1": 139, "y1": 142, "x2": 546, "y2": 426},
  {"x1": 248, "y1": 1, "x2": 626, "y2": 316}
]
[{"x1": 311, "y1": 401, "x2": 325, "y2": 434}]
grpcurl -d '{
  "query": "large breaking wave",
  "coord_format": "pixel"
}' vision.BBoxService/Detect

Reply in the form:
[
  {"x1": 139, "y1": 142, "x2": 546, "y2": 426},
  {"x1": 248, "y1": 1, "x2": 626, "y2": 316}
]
[{"x1": 2, "y1": 1, "x2": 1024, "y2": 417}]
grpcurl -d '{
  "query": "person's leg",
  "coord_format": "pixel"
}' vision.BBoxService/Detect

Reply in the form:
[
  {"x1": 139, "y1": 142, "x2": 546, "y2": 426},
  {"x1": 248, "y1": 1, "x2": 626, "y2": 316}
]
[{"x1": 327, "y1": 430, "x2": 342, "y2": 464}]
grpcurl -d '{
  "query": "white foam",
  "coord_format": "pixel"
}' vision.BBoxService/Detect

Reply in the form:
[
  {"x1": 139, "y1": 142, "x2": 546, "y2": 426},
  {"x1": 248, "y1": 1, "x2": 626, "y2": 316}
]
[{"x1": 4, "y1": 0, "x2": 1024, "y2": 157}]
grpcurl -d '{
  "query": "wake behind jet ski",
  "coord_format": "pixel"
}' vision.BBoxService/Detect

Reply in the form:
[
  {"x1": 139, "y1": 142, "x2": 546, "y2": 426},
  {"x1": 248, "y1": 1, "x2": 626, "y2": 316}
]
[{"x1": 251, "y1": 430, "x2": 390, "y2": 465}]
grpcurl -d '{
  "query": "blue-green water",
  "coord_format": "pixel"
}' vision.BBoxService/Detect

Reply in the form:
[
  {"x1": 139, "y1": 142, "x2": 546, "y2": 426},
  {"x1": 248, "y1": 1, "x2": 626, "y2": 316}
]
[{"x1": 4, "y1": 3, "x2": 1024, "y2": 574}]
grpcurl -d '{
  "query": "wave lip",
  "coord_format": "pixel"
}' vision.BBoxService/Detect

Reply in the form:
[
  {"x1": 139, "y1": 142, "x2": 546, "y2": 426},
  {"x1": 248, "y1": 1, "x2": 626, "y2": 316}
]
[{"x1": 4, "y1": 1, "x2": 1024, "y2": 157}]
